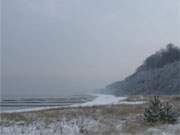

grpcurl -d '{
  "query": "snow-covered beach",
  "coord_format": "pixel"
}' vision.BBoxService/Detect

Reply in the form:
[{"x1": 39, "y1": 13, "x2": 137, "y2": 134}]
[{"x1": 1, "y1": 95, "x2": 180, "y2": 135}]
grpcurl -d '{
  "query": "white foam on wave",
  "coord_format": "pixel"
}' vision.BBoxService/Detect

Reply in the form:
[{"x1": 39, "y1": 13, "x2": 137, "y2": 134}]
[
  {"x1": 77, "y1": 94, "x2": 127, "y2": 107},
  {"x1": 0, "y1": 106, "x2": 62, "y2": 114}
]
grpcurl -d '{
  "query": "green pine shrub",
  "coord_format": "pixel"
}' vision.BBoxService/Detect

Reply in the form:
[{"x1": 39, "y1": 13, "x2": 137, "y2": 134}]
[
  {"x1": 160, "y1": 102, "x2": 179, "y2": 123},
  {"x1": 144, "y1": 96, "x2": 179, "y2": 123}
]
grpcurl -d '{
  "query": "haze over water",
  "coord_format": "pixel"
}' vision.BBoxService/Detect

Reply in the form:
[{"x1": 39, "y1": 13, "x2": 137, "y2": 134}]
[{"x1": 1, "y1": 0, "x2": 179, "y2": 98}]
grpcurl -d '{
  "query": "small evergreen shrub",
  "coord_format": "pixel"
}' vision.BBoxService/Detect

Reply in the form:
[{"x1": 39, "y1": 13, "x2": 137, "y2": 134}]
[
  {"x1": 160, "y1": 102, "x2": 179, "y2": 123},
  {"x1": 144, "y1": 96, "x2": 179, "y2": 123},
  {"x1": 144, "y1": 96, "x2": 163, "y2": 123}
]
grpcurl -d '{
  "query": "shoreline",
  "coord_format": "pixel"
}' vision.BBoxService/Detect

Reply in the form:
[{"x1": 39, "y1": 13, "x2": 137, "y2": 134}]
[{"x1": 0, "y1": 94, "x2": 128, "y2": 114}]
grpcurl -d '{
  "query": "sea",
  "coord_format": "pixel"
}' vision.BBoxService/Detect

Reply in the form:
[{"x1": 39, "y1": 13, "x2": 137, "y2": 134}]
[
  {"x1": 0, "y1": 94, "x2": 96, "y2": 112},
  {"x1": 0, "y1": 93, "x2": 127, "y2": 113}
]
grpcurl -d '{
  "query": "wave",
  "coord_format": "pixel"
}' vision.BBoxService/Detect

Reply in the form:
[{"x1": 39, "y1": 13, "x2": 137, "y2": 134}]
[
  {"x1": 73, "y1": 94, "x2": 127, "y2": 107},
  {"x1": 0, "y1": 94, "x2": 129, "y2": 113}
]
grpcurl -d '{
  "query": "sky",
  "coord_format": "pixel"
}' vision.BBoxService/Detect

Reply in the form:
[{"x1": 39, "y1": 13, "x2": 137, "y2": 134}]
[{"x1": 1, "y1": 0, "x2": 180, "y2": 97}]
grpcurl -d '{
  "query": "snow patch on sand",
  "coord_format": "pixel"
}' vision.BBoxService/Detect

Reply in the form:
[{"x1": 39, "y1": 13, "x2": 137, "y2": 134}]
[{"x1": 119, "y1": 101, "x2": 146, "y2": 105}]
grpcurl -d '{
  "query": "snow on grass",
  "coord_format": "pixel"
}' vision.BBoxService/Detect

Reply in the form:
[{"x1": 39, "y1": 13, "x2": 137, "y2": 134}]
[{"x1": 0, "y1": 117, "x2": 99, "y2": 135}]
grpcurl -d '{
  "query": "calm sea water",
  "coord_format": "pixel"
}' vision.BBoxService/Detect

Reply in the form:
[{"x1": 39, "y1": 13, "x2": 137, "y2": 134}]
[{"x1": 0, "y1": 94, "x2": 95, "y2": 112}]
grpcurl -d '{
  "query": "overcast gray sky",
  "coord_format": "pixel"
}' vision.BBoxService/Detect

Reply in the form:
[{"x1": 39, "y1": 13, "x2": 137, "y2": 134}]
[{"x1": 1, "y1": 0, "x2": 180, "y2": 97}]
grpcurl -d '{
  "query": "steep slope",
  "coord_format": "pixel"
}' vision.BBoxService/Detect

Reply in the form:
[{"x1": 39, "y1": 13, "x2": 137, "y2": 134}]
[{"x1": 105, "y1": 44, "x2": 180, "y2": 96}]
